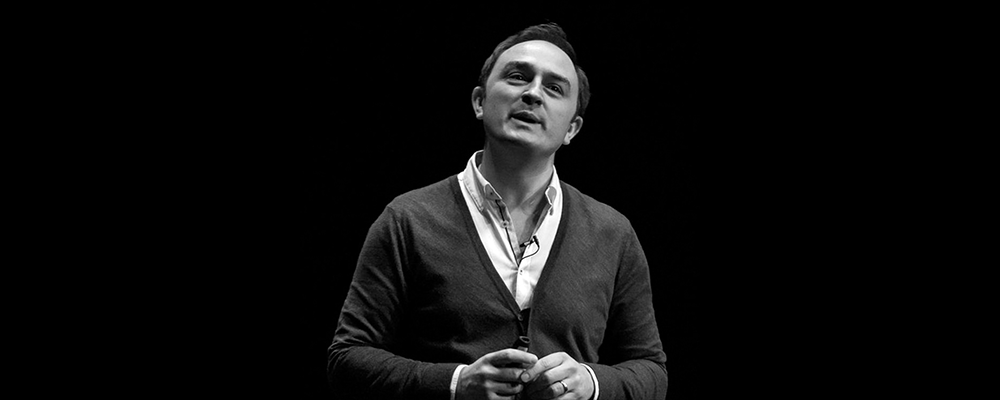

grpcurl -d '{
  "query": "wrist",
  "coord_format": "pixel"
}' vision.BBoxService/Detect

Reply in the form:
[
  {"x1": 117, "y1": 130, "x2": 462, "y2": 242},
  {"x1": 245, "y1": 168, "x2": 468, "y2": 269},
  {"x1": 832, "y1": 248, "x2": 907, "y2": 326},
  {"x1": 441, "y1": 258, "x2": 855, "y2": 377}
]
[
  {"x1": 581, "y1": 363, "x2": 599, "y2": 400},
  {"x1": 450, "y1": 365, "x2": 468, "y2": 400}
]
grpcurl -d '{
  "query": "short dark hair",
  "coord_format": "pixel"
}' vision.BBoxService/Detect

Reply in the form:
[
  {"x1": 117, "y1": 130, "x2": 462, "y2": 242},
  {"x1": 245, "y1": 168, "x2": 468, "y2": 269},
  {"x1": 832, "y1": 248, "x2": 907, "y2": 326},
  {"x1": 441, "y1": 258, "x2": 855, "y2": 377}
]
[{"x1": 478, "y1": 23, "x2": 590, "y2": 118}]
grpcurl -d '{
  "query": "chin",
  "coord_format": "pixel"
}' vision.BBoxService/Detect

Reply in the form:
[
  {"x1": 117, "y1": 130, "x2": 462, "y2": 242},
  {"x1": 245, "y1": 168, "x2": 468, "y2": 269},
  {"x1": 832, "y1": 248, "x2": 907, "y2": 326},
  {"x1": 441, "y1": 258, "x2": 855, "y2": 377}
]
[
  {"x1": 485, "y1": 121, "x2": 545, "y2": 148},
  {"x1": 491, "y1": 130, "x2": 528, "y2": 146}
]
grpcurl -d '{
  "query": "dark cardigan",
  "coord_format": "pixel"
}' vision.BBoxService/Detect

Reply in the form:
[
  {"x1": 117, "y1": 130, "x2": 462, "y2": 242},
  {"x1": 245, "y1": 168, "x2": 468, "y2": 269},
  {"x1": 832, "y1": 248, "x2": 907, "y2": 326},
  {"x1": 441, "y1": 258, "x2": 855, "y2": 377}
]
[{"x1": 328, "y1": 176, "x2": 667, "y2": 400}]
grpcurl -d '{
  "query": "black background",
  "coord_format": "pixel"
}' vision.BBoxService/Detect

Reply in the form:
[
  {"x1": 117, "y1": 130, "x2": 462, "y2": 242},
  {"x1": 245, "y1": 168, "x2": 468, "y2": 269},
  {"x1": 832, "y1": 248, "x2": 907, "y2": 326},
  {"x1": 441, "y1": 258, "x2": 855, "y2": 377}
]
[
  {"x1": 253, "y1": 5, "x2": 711, "y2": 399},
  {"x1": 232, "y1": 5, "x2": 713, "y2": 399},
  {"x1": 24, "y1": 3, "x2": 964, "y2": 398},
  {"x1": 119, "y1": 3, "x2": 869, "y2": 398}
]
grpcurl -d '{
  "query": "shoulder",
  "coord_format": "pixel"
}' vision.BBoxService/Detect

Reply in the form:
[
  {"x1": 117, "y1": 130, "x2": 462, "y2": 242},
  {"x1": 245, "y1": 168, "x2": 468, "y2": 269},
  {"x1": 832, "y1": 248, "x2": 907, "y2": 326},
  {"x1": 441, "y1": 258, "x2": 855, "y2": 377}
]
[
  {"x1": 381, "y1": 175, "x2": 462, "y2": 224},
  {"x1": 560, "y1": 180, "x2": 634, "y2": 234},
  {"x1": 388, "y1": 175, "x2": 454, "y2": 205}
]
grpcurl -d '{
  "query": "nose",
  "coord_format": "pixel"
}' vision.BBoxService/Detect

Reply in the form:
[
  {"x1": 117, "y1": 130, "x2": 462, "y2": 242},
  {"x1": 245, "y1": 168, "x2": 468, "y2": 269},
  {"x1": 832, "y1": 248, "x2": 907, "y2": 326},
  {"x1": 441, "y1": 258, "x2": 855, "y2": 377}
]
[{"x1": 521, "y1": 81, "x2": 543, "y2": 106}]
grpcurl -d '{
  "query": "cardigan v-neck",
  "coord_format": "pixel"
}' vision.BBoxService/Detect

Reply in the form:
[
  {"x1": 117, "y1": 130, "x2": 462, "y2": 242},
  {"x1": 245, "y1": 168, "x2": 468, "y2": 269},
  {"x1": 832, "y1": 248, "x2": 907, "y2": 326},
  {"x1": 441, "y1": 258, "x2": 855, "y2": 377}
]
[
  {"x1": 329, "y1": 175, "x2": 667, "y2": 400},
  {"x1": 456, "y1": 150, "x2": 563, "y2": 311},
  {"x1": 452, "y1": 175, "x2": 571, "y2": 333}
]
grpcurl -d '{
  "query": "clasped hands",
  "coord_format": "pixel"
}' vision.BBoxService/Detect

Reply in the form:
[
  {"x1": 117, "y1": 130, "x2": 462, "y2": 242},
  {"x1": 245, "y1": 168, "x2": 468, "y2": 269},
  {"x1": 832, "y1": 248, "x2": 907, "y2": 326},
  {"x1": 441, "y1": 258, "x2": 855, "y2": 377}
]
[{"x1": 456, "y1": 349, "x2": 595, "y2": 400}]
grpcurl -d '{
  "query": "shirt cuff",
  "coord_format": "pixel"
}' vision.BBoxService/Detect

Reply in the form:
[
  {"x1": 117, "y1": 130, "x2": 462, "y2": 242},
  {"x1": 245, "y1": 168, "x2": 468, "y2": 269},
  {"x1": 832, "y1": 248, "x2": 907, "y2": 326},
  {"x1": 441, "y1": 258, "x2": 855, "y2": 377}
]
[
  {"x1": 581, "y1": 363, "x2": 599, "y2": 400},
  {"x1": 450, "y1": 364, "x2": 468, "y2": 400}
]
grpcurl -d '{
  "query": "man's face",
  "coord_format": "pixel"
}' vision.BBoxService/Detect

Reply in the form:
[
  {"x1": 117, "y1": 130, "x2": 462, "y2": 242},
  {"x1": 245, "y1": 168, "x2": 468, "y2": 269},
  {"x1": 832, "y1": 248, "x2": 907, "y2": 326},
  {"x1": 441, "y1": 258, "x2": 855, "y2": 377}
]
[{"x1": 474, "y1": 40, "x2": 583, "y2": 155}]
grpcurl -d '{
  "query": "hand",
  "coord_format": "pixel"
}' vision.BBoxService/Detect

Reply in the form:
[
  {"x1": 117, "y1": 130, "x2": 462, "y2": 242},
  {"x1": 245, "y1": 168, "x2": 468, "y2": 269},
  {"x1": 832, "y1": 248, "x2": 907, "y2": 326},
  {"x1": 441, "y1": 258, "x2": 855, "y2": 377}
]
[
  {"x1": 518, "y1": 352, "x2": 595, "y2": 400},
  {"x1": 456, "y1": 348, "x2": 539, "y2": 400}
]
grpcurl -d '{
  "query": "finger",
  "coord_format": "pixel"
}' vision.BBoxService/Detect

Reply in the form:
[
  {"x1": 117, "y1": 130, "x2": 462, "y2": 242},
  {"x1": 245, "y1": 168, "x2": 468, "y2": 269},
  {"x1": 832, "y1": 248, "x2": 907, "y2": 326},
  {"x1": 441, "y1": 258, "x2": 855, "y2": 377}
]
[
  {"x1": 486, "y1": 380, "x2": 524, "y2": 396},
  {"x1": 519, "y1": 352, "x2": 567, "y2": 383},
  {"x1": 537, "y1": 377, "x2": 579, "y2": 400},
  {"x1": 487, "y1": 348, "x2": 538, "y2": 368},
  {"x1": 524, "y1": 362, "x2": 576, "y2": 396},
  {"x1": 491, "y1": 365, "x2": 530, "y2": 383}
]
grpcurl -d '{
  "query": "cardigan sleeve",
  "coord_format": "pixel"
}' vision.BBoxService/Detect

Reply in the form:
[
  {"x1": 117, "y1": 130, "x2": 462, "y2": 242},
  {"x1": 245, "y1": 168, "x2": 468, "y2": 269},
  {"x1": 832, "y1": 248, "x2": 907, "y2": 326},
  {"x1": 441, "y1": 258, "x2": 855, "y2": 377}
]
[
  {"x1": 328, "y1": 206, "x2": 460, "y2": 399},
  {"x1": 586, "y1": 228, "x2": 669, "y2": 400}
]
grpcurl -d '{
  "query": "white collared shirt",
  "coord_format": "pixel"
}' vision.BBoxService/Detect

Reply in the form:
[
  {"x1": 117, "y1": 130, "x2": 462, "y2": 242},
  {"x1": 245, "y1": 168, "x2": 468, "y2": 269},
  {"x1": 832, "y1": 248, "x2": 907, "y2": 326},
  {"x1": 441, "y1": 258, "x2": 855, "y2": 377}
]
[{"x1": 457, "y1": 150, "x2": 562, "y2": 310}]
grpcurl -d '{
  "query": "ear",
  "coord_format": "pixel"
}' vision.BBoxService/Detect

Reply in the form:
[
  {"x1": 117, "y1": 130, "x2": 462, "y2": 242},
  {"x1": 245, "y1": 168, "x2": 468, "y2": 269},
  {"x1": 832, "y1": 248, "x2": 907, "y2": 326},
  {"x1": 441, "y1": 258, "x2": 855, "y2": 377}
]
[
  {"x1": 562, "y1": 116, "x2": 584, "y2": 145},
  {"x1": 471, "y1": 87, "x2": 485, "y2": 120}
]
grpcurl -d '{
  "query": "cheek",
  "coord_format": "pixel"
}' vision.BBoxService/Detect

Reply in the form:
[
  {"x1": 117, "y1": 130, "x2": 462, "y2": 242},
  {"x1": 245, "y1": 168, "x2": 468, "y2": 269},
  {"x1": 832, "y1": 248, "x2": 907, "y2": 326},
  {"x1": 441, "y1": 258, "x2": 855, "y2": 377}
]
[
  {"x1": 546, "y1": 107, "x2": 576, "y2": 132},
  {"x1": 483, "y1": 102, "x2": 506, "y2": 125},
  {"x1": 482, "y1": 92, "x2": 506, "y2": 114},
  {"x1": 482, "y1": 94, "x2": 517, "y2": 124}
]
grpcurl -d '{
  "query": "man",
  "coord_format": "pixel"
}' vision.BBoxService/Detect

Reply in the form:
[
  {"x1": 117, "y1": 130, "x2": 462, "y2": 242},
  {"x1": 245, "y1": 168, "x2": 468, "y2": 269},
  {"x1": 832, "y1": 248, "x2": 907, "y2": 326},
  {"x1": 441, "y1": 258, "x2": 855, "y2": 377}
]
[{"x1": 328, "y1": 23, "x2": 667, "y2": 400}]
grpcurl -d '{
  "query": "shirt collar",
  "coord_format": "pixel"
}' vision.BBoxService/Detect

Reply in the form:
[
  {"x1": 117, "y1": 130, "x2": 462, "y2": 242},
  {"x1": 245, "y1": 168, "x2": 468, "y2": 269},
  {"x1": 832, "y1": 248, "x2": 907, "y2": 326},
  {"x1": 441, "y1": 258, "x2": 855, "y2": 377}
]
[{"x1": 460, "y1": 150, "x2": 560, "y2": 215}]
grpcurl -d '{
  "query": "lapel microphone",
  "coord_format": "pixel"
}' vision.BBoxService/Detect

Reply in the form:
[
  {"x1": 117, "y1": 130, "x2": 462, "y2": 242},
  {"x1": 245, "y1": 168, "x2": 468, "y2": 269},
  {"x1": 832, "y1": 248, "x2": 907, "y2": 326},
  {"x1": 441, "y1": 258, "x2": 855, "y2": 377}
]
[{"x1": 519, "y1": 235, "x2": 538, "y2": 248}]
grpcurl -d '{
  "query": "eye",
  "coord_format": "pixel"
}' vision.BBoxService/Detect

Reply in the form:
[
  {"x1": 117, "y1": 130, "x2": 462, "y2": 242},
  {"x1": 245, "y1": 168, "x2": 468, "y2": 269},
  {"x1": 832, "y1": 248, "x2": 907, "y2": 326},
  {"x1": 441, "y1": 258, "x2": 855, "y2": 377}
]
[
  {"x1": 507, "y1": 72, "x2": 527, "y2": 82},
  {"x1": 547, "y1": 84, "x2": 563, "y2": 94}
]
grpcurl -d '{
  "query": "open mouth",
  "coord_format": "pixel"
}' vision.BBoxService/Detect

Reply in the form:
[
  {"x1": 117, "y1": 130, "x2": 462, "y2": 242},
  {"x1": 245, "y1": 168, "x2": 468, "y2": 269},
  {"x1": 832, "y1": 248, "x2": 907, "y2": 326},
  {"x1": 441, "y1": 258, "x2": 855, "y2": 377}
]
[{"x1": 511, "y1": 111, "x2": 541, "y2": 125}]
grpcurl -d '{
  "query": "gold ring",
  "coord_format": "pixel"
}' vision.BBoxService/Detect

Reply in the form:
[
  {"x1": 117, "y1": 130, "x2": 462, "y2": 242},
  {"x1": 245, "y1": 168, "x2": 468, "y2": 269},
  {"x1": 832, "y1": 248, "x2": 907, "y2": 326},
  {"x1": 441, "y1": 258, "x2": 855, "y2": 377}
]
[{"x1": 559, "y1": 380, "x2": 569, "y2": 393}]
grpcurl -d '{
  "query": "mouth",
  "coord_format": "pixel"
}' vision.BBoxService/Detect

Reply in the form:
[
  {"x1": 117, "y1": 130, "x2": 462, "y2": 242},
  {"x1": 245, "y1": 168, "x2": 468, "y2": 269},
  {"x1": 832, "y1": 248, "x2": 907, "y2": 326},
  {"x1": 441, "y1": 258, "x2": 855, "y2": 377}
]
[{"x1": 510, "y1": 111, "x2": 542, "y2": 126}]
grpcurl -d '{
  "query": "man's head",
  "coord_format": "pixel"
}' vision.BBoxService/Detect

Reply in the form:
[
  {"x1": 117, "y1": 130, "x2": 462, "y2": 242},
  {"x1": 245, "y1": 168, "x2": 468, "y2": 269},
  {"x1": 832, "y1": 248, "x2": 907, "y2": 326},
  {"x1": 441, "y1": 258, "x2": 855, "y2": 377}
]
[
  {"x1": 472, "y1": 23, "x2": 589, "y2": 154},
  {"x1": 478, "y1": 23, "x2": 590, "y2": 119}
]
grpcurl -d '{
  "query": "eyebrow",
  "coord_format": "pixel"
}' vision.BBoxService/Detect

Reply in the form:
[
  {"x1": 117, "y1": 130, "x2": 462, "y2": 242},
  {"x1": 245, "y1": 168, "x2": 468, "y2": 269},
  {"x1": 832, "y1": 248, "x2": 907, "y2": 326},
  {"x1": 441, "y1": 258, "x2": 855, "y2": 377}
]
[{"x1": 500, "y1": 61, "x2": 572, "y2": 90}]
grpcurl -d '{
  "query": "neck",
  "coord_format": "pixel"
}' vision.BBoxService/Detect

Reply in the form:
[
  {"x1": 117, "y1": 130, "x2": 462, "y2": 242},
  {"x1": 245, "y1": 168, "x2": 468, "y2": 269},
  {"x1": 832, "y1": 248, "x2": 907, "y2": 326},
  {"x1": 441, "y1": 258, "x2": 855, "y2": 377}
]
[{"x1": 479, "y1": 142, "x2": 554, "y2": 209}]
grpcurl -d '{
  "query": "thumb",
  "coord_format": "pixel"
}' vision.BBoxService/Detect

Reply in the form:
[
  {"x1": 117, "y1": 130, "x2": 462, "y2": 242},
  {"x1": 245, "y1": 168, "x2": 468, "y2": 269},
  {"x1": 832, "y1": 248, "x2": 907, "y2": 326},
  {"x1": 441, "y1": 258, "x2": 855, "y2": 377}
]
[{"x1": 486, "y1": 348, "x2": 538, "y2": 367}]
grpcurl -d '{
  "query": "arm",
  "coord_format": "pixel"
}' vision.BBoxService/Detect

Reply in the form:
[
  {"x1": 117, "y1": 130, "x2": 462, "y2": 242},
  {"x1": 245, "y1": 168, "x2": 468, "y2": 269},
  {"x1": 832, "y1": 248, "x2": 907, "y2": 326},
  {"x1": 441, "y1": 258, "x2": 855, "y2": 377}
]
[
  {"x1": 587, "y1": 229, "x2": 668, "y2": 400},
  {"x1": 519, "y1": 226, "x2": 667, "y2": 400},
  {"x1": 328, "y1": 206, "x2": 540, "y2": 400},
  {"x1": 327, "y1": 206, "x2": 459, "y2": 399}
]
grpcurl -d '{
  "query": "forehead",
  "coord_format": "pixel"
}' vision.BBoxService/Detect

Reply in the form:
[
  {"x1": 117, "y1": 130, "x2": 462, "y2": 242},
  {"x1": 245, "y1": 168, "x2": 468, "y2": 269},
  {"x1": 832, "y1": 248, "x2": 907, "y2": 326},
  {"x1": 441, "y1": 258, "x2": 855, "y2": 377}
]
[{"x1": 493, "y1": 40, "x2": 578, "y2": 85}]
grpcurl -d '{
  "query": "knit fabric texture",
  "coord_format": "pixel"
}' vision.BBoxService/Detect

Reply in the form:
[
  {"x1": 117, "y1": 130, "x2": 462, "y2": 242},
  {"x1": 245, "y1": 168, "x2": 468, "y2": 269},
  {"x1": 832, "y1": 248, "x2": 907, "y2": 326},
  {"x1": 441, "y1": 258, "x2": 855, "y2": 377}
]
[{"x1": 329, "y1": 176, "x2": 667, "y2": 400}]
